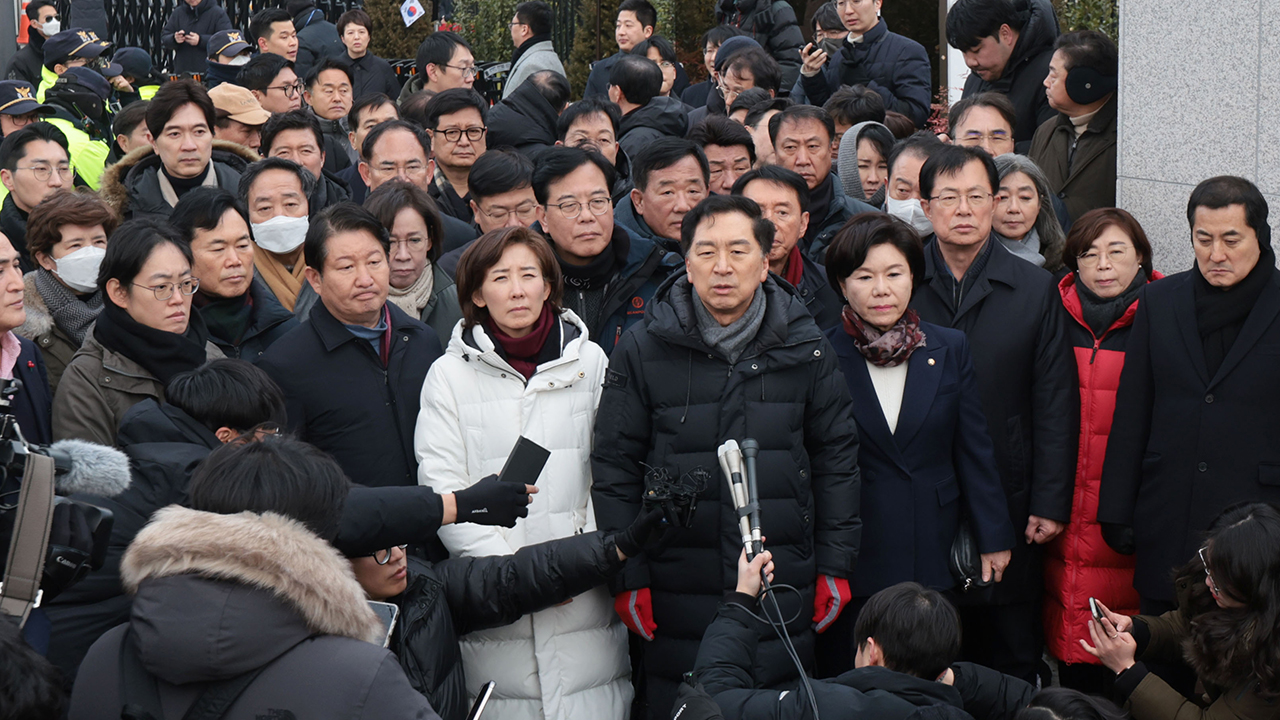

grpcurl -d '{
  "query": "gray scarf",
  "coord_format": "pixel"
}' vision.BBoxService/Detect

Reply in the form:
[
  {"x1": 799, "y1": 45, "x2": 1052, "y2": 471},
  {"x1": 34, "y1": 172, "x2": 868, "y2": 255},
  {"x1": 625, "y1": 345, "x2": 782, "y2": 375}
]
[
  {"x1": 387, "y1": 262, "x2": 436, "y2": 319},
  {"x1": 34, "y1": 268, "x2": 102, "y2": 346},
  {"x1": 996, "y1": 227, "x2": 1045, "y2": 267},
  {"x1": 692, "y1": 285, "x2": 766, "y2": 364}
]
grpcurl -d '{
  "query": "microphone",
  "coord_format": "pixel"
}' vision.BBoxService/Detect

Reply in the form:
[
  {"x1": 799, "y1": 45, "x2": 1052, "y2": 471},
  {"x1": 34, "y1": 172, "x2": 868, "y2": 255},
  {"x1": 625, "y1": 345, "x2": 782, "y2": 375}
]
[
  {"x1": 45, "y1": 439, "x2": 132, "y2": 497},
  {"x1": 717, "y1": 440, "x2": 754, "y2": 558},
  {"x1": 740, "y1": 438, "x2": 762, "y2": 556}
]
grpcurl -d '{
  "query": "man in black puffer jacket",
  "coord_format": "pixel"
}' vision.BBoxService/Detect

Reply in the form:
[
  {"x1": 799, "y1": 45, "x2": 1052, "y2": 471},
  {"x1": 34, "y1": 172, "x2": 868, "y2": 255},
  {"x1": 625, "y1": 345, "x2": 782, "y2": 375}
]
[
  {"x1": 714, "y1": 0, "x2": 803, "y2": 90},
  {"x1": 799, "y1": 9, "x2": 931, "y2": 129},
  {"x1": 288, "y1": 0, "x2": 343, "y2": 81},
  {"x1": 593, "y1": 195, "x2": 861, "y2": 719}
]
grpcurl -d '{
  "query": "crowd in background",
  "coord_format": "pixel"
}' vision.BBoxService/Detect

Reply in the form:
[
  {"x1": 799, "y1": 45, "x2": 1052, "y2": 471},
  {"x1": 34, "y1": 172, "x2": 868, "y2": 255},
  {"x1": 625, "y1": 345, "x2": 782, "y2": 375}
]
[{"x1": 1, "y1": 1, "x2": 1279, "y2": 720}]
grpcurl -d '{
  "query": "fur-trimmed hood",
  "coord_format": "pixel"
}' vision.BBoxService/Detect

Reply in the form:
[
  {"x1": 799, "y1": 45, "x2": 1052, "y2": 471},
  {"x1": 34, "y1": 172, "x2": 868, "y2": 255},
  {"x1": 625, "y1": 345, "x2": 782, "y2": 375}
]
[
  {"x1": 16, "y1": 271, "x2": 53, "y2": 341},
  {"x1": 99, "y1": 140, "x2": 261, "y2": 217},
  {"x1": 121, "y1": 506, "x2": 382, "y2": 683}
]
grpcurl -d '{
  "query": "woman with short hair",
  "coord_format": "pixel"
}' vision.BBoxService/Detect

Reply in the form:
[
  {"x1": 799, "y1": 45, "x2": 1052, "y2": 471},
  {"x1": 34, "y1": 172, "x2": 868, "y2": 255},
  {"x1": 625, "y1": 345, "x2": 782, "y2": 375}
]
[
  {"x1": 52, "y1": 219, "x2": 222, "y2": 446},
  {"x1": 821, "y1": 212, "x2": 1015, "y2": 671},
  {"x1": 18, "y1": 190, "x2": 118, "y2": 392},
  {"x1": 413, "y1": 227, "x2": 629, "y2": 720},
  {"x1": 993, "y1": 154, "x2": 1068, "y2": 272},
  {"x1": 1045, "y1": 208, "x2": 1159, "y2": 692},
  {"x1": 363, "y1": 179, "x2": 462, "y2": 340}
]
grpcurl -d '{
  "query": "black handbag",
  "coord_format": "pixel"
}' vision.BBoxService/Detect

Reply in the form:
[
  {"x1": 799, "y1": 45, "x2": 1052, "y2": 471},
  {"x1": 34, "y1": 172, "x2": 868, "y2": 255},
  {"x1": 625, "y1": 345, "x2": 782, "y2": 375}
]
[{"x1": 949, "y1": 520, "x2": 992, "y2": 592}]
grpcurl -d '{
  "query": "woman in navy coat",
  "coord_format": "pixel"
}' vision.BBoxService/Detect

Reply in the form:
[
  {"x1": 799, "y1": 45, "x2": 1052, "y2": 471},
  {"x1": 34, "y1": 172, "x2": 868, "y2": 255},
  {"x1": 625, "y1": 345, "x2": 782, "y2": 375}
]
[{"x1": 824, "y1": 213, "x2": 1016, "y2": 609}]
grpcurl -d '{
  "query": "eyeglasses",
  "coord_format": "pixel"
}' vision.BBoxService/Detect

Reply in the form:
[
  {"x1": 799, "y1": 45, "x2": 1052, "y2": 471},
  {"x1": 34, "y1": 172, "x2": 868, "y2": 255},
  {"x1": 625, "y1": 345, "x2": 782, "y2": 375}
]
[
  {"x1": 373, "y1": 160, "x2": 427, "y2": 177},
  {"x1": 546, "y1": 196, "x2": 611, "y2": 219},
  {"x1": 928, "y1": 192, "x2": 993, "y2": 209},
  {"x1": 479, "y1": 202, "x2": 540, "y2": 223},
  {"x1": 960, "y1": 131, "x2": 1011, "y2": 145},
  {"x1": 390, "y1": 237, "x2": 428, "y2": 251},
  {"x1": 268, "y1": 81, "x2": 305, "y2": 98},
  {"x1": 7, "y1": 112, "x2": 40, "y2": 129},
  {"x1": 655, "y1": 60, "x2": 675, "y2": 69},
  {"x1": 132, "y1": 277, "x2": 200, "y2": 300},
  {"x1": 372, "y1": 544, "x2": 409, "y2": 565},
  {"x1": 15, "y1": 164, "x2": 72, "y2": 183},
  {"x1": 1076, "y1": 245, "x2": 1133, "y2": 268},
  {"x1": 1199, "y1": 546, "x2": 1220, "y2": 597},
  {"x1": 315, "y1": 84, "x2": 352, "y2": 98},
  {"x1": 433, "y1": 126, "x2": 486, "y2": 144},
  {"x1": 445, "y1": 64, "x2": 480, "y2": 79},
  {"x1": 835, "y1": 0, "x2": 874, "y2": 7}
]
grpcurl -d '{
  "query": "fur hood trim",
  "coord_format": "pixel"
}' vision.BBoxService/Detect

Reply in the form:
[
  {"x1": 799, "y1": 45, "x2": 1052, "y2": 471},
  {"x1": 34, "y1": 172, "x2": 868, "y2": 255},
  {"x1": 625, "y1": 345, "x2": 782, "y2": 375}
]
[
  {"x1": 16, "y1": 272, "x2": 52, "y2": 340},
  {"x1": 122, "y1": 506, "x2": 383, "y2": 645},
  {"x1": 99, "y1": 140, "x2": 262, "y2": 215}
]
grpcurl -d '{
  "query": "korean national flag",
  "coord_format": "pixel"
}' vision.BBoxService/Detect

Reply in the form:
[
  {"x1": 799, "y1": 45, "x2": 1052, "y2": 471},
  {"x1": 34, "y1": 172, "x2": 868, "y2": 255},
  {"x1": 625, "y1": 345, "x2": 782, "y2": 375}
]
[{"x1": 401, "y1": 0, "x2": 426, "y2": 27}]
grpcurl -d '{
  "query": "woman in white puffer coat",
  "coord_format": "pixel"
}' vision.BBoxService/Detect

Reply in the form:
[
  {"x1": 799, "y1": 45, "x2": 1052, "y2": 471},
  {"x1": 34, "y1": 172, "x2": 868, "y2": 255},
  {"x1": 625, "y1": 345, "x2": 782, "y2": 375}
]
[{"x1": 414, "y1": 227, "x2": 631, "y2": 720}]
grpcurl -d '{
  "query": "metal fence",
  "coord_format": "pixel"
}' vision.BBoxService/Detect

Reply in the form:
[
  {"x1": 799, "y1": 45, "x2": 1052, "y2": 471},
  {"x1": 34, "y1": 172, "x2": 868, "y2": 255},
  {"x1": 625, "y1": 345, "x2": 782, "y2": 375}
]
[{"x1": 54, "y1": 0, "x2": 579, "y2": 74}]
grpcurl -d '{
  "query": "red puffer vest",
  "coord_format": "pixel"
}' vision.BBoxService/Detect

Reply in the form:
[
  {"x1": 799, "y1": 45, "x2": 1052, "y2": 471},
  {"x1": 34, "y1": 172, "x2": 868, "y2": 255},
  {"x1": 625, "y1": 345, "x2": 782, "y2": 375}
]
[{"x1": 1044, "y1": 271, "x2": 1161, "y2": 665}]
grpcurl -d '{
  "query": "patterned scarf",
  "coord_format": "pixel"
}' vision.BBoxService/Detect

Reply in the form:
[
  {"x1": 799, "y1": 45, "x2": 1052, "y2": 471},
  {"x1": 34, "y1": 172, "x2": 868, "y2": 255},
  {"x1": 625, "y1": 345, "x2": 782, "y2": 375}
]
[
  {"x1": 841, "y1": 305, "x2": 927, "y2": 367},
  {"x1": 387, "y1": 262, "x2": 436, "y2": 319},
  {"x1": 34, "y1": 268, "x2": 103, "y2": 346}
]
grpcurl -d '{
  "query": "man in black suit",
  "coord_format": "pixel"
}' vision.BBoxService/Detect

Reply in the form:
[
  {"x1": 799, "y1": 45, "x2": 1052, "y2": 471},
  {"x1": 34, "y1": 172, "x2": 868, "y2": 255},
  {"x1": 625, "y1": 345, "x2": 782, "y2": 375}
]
[
  {"x1": 909, "y1": 144, "x2": 1077, "y2": 685},
  {"x1": 1100, "y1": 176, "x2": 1280, "y2": 615}
]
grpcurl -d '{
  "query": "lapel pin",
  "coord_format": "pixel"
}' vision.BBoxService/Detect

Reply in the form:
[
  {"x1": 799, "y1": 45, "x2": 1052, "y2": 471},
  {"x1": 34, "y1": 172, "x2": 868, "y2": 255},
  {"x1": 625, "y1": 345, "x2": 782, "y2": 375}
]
[{"x1": 927, "y1": 358, "x2": 936, "y2": 366}]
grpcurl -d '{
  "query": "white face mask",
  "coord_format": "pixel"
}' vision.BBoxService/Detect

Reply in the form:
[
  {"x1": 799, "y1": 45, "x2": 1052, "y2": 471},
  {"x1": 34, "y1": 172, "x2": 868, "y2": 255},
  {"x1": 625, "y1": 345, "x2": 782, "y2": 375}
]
[
  {"x1": 41, "y1": 19, "x2": 60, "y2": 36},
  {"x1": 227, "y1": 54, "x2": 251, "y2": 66},
  {"x1": 251, "y1": 215, "x2": 309, "y2": 255},
  {"x1": 886, "y1": 196, "x2": 935, "y2": 237},
  {"x1": 54, "y1": 246, "x2": 106, "y2": 294}
]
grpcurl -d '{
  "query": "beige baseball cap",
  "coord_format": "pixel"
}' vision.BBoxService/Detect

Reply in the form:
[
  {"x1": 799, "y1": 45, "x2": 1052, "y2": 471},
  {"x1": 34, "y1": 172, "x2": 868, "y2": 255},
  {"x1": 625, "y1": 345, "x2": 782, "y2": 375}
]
[{"x1": 208, "y1": 83, "x2": 272, "y2": 126}]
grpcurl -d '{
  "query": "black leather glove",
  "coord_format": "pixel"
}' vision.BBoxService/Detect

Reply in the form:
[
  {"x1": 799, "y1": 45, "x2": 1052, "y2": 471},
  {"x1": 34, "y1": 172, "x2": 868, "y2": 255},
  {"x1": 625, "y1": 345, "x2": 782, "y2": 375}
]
[
  {"x1": 454, "y1": 474, "x2": 530, "y2": 527},
  {"x1": 1101, "y1": 522, "x2": 1135, "y2": 555},
  {"x1": 613, "y1": 508, "x2": 668, "y2": 559}
]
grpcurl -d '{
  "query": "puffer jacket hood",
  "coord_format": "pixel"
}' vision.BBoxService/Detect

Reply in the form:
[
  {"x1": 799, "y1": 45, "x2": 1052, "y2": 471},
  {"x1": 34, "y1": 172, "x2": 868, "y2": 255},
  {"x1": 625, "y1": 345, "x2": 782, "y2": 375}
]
[
  {"x1": 99, "y1": 140, "x2": 259, "y2": 219},
  {"x1": 121, "y1": 506, "x2": 383, "y2": 685},
  {"x1": 619, "y1": 95, "x2": 690, "y2": 140},
  {"x1": 116, "y1": 397, "x2": 220, "y2": 450},
  {"x1": 485, "y1": 80, "x2": 560, "y2": 157},
  {"x1": 1008, "y1": 0, "x2": 1059, "y2": 72}
]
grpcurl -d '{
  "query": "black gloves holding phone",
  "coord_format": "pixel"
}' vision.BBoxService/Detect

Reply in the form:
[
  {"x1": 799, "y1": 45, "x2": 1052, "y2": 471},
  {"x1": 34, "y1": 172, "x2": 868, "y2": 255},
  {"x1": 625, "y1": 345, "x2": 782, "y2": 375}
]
[
  {"x1": 613, "y1": 508, "x2": 669, "y2": 559},
  {"x1": 454, "y1": 475, "x2": 531, "y2": 527}
]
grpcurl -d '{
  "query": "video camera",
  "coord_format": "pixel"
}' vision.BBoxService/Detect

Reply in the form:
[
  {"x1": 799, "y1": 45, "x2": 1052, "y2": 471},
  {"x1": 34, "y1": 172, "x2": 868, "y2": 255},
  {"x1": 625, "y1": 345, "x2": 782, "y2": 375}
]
[{"x1": 0, "y1": 379, "x2": 129, "y2": 627}]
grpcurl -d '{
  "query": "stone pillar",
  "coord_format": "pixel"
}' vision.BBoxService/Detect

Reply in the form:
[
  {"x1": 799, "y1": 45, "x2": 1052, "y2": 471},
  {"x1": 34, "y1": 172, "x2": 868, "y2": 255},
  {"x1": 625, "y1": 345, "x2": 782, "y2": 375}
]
[{"x1": 1116, "y1": 0, "x2": 1279, "y2": 274}]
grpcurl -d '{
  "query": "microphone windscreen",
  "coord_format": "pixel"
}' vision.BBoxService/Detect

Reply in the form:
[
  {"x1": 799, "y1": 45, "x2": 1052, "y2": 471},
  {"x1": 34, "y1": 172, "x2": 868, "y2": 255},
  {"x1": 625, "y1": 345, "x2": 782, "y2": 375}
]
[{"x1": 50, "y1": 439, "x2": 132, "y2": 497}]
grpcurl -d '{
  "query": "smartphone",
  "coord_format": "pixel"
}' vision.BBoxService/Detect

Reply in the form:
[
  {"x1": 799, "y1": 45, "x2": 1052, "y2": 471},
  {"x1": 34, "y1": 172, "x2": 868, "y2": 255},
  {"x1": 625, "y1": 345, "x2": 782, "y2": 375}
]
[
  {"x1": 816, "y1": 38, "x2": 843, "y2": 58},
  {"x1": 368, "y1": 600, "x2": 399, "y2": 648},
  {"x1": 466, "y1": 681, "x2": 497, "y2": 720},
  {"x1": 1088, "y1": 597, "x2": 1104, "y2": 623},
  {"x1": 497, "y1": 437, "x2": 551, "y2": 487}
]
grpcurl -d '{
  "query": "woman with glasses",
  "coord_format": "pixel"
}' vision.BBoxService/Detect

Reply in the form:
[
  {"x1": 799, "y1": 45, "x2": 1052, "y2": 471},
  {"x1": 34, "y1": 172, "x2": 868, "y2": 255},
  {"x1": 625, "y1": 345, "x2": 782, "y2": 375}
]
[
  {"x1": 1083, "y1": 502, "x2": 1280, "y2": 720},
  {"x1": 53, "y1": 218, "x2": 222, "y2": 446},
  {"x1": 364, "y1": 180, "x2": 462, "y2": 340},
  {"x1": 993, "y1": 154, "x2": 1068, "y2": 273},
  {"x1": 414, "y1": 227, "x2": 629, "y2": 720},
  {"x1": 1045, "y1": 208, "x2": 1159, "y2": 692},
  {"x1": 17, "y1": 190, "x2": 117, "y2": 394}
]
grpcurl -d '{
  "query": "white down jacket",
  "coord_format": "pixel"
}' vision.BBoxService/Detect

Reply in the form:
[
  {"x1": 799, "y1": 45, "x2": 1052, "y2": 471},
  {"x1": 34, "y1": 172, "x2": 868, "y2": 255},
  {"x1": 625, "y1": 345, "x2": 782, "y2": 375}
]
[{"x1": 414, "y1": 309, "x2": 631, "y2": 720}]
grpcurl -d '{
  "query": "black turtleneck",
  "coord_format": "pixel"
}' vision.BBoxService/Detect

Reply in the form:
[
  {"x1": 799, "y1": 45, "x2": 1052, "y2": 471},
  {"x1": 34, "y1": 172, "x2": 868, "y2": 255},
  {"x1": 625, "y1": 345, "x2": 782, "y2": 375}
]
[
  {"x1": 804, "y1": 174, "x2": 837, "y2": 242},
  {"x1": 558, "y1": 228, "x2": 631, "y2": 332},
  {"x1": 1076, "y1": 270, "x2": 1146, "y2": 338},
  {"x1": 162, "y1": 162, "x2": 210, "y2": 199},
  {"x1": 1194, "y1": 236, "x2": 1276, "y2": 376}
]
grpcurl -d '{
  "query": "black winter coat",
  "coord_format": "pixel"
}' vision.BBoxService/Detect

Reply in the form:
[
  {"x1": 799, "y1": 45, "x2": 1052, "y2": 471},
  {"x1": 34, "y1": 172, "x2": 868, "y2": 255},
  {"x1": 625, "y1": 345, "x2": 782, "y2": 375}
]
[
  {"x1": 791, "y1": 255, "x2": 842, "y2": 331},
  {"x1": 393, "y1": 532, "x2": 624, "y2": 720},
  {"x1": 160, "y1": 0, "x2": 233, "y2": 76},
  {"x1": 43, "y1": 398, "x2": 453, "y2": 684},
  {"x1": 5, "y1": 31, "x2": 45, "y2": 87},
  {"x1": 347, "y1": 52, "x2": 402, "y2": 101},
  {"x1": 696, "y1": 594, "x2": 974, "y2": 720},
  {"x1": 199, "y1": 277, "x2": 299, "y2": 362},
  {"x1": 800, "y1": 19, "x2": 932, "y2": 128},
  {"x1": 949, "y1": 661, "x2": 1035, "y2": 720},
  {"x1": 10, "y1": 335, "x2": 52, "y2": 444},
  {"x1": 293, "y1": 7, "x2": 343, "y2": 81},
  {"x1": 309, "y1": 167, "x2": 353, "y2": 217},
  {"x1": 592, "y1": 274, "x2": 861, "y2": 716},
  {"x1": 585, "y1": 51, "x2": 691, "y2": 100},
  {"x1": 1099, "y1": 268, "x2": 1280, "y2": 602},
  {"x1": 0, "y1": 194, "x2": 35, "y2": 273},
  {"x1": 485, "y1": 80, "x2": 560, "y2": 160},
  {"x1": 260, "y1": 301, "x2": 442, "y2": 488},
  {"x1": 715, "y1": 0, "x2": 804, "y2": 90},
  {"x1": 619, "y1": 96, "x2": 690, "y2": 162},
  {"x1": 910, "y1": 238, "x2": 1078, "y2": 603},
  {"x1": 960, "y1": 0, "x2": 1059, "y2": 152},
  {"x1": 802, "y1": 175, "x2": 878, "y2": 263}
]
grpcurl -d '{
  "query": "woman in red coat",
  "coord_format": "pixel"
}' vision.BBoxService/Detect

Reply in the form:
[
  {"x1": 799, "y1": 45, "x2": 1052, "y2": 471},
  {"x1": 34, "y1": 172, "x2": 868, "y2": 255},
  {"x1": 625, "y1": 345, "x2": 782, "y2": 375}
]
[{"x1": 1046, "y1": 208, "x2": 1160, "y2": 691}]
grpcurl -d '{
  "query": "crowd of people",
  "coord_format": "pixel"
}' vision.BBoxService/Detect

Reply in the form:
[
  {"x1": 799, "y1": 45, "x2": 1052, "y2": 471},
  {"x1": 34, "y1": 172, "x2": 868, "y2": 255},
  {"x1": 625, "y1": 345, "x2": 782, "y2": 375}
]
[{"x1": 1, "y1": 1, "x2": 1278, "y2": 719}]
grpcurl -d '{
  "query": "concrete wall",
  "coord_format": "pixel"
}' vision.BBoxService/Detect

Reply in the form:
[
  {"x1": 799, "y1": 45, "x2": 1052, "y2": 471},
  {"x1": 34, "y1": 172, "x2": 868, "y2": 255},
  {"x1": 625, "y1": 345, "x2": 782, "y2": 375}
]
[{"x1": 1116, "y1": 0, "x2": 1279, "y2": 274}]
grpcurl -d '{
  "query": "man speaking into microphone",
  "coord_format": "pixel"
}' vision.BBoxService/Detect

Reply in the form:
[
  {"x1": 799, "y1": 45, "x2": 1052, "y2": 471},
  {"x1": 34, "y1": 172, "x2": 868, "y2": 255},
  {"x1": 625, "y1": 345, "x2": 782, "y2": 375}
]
[{"x1": 591, "y1": 195, "x2": 861, "y2": 718}]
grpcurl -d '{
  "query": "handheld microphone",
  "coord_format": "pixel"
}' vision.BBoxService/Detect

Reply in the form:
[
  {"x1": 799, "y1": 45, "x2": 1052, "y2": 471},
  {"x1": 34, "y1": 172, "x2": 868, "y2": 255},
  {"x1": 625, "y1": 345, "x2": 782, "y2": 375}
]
[
  {"x1": 740, "y1": 438, "x2": 762, "y2": 556},
  {"x1": 716, "y1": 440, "x2": 754, "y2": 557}
]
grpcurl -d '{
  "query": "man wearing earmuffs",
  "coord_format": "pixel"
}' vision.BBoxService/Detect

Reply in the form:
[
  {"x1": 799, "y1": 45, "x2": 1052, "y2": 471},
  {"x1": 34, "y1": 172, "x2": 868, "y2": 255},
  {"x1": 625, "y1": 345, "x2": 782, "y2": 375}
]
[{"x1": 1029, "y1": 30, "x2": 1117, "y2": 223}]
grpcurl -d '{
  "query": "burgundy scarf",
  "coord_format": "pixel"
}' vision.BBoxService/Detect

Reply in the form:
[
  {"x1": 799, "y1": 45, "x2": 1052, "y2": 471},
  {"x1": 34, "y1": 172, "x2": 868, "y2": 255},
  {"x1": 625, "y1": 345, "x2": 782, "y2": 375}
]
[
  {"x1": 783, "y1": 246, "x2": 804, "y2": 287},
  {"x1": 485, "y1": 304, "x2": 556, "y2": 379},
  {"x1": 842, "y1": 305, "x2": 927, "y2": 367}
]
